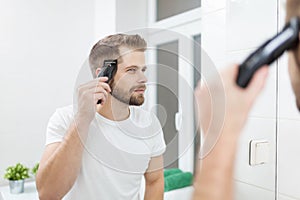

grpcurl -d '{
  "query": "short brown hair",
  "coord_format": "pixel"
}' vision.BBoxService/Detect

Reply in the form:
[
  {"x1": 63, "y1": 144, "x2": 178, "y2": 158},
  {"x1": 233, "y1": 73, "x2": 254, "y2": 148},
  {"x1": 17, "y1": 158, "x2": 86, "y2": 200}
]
[{"x1": 89, "y1": 34, "x2": 147, "y2": 78}]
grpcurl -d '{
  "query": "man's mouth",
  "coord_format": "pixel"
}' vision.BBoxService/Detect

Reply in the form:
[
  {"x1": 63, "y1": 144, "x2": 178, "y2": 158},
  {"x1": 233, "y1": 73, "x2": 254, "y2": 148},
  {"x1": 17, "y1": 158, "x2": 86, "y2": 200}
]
[{"x1": 133, "y1": 86, "x2": 146, "y2": 94}]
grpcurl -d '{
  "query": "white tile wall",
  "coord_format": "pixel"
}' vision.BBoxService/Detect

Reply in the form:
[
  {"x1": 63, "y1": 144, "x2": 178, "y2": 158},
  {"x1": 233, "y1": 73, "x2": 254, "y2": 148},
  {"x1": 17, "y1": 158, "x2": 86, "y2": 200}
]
[
  {"x1": 226, "y1": 0, "x2": 280, "y2": 199},
  {"x1": 234, "y1": 181, "x2": 275, "y2": 200},
  {"x1": 226, "y1": 0, "x2": 278, "y2": 52},
  {"x1": 116, "y1": 0, "x2": 147, "y2": 33},
  {"x1": 202, "y1": 0, "x2": 226, "y2": 14},
  {"x1": 278, "y1": 194, "x2": 300, "y2": 200},
  {"x1": 0, "y1": 0, "x2": 97, "y2": 185},
  {"x1": 201, "y1": 9, "x2": 226, "y2": 69}
]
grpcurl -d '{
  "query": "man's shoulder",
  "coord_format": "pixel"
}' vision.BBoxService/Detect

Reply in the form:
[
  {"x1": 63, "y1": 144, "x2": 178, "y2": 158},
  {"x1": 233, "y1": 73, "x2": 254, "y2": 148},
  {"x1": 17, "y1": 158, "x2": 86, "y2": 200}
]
[
  {"x1": 50, "y1": 104, "x2": 74, "y2": 122},
  {"x1": 55, "y1": 104, "x2": 74, "y2": 115}
]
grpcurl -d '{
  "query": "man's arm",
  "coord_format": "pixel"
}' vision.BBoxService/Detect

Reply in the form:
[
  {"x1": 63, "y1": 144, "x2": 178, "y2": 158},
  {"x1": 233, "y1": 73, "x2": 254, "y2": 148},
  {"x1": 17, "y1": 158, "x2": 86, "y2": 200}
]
[
  {"x1": 36, "y1": 118, "x2": 89, "y2": 200},
  {"x1": 36, "y1": 77, "x2": 110, "y2": 200},
  {"x1": 192, "y1": 128, "x2": 239, "y2": 200},
  {"x1": 144, "y1": 155, "x2": 164, "y2": 200},
  {"x1": 193, "y1": 65, "x2": 269, "y2": 200}
]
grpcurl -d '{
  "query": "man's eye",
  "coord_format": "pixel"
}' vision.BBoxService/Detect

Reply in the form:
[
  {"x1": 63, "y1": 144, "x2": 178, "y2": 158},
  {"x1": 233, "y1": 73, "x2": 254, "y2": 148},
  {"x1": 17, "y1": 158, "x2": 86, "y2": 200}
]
[{"x1": 127, "y1": 68, "x2": 137, "y2": 72}]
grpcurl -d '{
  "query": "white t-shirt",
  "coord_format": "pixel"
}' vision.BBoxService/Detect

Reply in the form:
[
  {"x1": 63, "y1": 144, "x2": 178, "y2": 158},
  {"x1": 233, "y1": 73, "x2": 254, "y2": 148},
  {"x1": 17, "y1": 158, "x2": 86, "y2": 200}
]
[{"x1": 45, "y1": 105, "x2": 166, "y2": 200}]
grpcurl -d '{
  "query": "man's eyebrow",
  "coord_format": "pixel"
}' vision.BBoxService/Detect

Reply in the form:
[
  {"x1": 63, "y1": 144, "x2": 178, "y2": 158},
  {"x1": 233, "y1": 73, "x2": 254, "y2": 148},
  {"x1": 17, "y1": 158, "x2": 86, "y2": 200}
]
[
  {"x1": 125, "y1": 65, "x2": 138, "y2": 69},
  {"x1": 125, "y1": 65, "x2": 147, "y2": 69}
]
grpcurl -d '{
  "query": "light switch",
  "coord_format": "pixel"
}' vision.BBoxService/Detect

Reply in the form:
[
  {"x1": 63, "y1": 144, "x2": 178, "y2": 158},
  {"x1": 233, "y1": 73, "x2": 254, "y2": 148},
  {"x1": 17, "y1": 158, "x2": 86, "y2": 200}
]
[{"x1": 249, "y1": 140, "x2": 269, "y2": 166}]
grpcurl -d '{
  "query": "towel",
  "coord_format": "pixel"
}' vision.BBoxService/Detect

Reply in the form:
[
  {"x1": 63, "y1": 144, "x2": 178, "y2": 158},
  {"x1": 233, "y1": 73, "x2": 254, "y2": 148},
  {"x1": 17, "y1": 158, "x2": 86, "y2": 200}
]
[
  {"x1": 164, "y1": 168, "x2": 182, "y2": 178},
  {"x1": 164, "y1": 171, "x2": 193, "y2": 192}
]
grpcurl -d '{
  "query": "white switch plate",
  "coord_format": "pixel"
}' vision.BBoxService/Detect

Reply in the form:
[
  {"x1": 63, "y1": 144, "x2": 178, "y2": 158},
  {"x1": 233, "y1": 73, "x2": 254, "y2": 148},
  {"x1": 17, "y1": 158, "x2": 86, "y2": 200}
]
[{"x1": 249, "y1": 140, "x2": 269, "y2": 166}]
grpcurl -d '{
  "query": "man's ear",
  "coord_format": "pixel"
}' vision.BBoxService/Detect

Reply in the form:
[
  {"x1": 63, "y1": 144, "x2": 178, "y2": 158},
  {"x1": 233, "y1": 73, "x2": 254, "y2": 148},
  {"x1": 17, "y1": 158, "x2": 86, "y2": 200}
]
[{"x1": 95, "y1": 68, "x2": 101, "y2": 77}]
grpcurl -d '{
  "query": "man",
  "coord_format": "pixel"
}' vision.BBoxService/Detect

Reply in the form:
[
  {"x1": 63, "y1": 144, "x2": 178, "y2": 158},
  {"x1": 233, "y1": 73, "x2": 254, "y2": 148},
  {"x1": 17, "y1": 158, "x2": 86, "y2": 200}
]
[
  {"x1": 36, "y1": 34, "x2": 166, "y2": 200},
  {"x1": 286, "y1": 0, "x2": 300, "y2": 111},
  {"x1": 192, "y1": 0, "x2": 300, "y2": 199}
]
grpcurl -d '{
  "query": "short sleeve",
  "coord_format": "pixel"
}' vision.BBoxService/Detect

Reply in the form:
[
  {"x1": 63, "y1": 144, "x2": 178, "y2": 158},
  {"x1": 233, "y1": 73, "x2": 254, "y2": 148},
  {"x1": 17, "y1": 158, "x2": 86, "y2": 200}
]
[
  {"x1": 45, "y1": 106, "x2": 73, "y2": 146},
  {"x1": 150, "y1": 114, "x2": 166, "y2": 157}
]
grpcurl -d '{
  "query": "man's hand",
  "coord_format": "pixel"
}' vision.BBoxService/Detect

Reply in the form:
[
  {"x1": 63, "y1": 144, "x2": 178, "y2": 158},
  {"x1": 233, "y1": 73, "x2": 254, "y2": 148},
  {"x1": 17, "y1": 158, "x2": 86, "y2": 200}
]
[
  {"x1": 37, "y1": 77, "x2": 111, "y2": 200},
  {"x1": 195, "y1": 64, "x2": 269, "y2": 141},
  {"x1": 76, "y1": 77, "x2": 111, "y2": 123},
  {"x1": 193, "y1": 64, "x2": 269, "y2": 200}
]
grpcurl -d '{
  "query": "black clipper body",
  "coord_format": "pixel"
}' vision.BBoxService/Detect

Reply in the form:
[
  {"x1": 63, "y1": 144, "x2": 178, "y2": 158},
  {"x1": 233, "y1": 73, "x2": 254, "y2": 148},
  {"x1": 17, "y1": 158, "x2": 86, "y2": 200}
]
[
  {"x1": 97, "y1": 59, "x2": 118, "y2": 104},
  {"x1": 236, "y1": 17, "x2": 300, "y2": 88},
  {"x1": 98, "y1": 59, "x2": 118, "y2": 83}
]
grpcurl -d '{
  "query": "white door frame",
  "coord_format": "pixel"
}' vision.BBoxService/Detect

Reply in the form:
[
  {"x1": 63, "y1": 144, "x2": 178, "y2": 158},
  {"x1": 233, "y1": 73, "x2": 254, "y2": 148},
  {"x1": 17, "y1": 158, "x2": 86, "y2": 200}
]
[{"x1": 146, "y1": 15, "x2": 202, "y2": 172}]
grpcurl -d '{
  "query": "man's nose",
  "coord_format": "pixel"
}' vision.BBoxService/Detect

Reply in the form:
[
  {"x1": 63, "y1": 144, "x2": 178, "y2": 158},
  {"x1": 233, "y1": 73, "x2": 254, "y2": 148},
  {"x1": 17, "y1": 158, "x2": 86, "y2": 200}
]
[{"x1": 138, "y1": 71, "x2": 148, "y2": 83}]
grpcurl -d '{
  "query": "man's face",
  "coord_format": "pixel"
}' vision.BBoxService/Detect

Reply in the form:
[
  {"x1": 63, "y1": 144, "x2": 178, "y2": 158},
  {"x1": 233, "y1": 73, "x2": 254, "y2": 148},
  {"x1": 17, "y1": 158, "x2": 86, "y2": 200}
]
[{"x1": 110, "y1": 48, "x2": 147, "y2": 106}]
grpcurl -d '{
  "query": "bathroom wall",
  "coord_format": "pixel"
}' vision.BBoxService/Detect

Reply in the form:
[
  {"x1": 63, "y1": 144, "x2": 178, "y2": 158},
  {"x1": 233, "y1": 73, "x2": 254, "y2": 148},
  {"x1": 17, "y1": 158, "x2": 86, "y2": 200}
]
[
  {"x1": 1, "y1": 1, "x2": 300, "y2": 199},
  {"x1": 189, "y1": 0, "x2": 279, "y2": 198},
  {"x1": 0, "y1": 0, "x2": 117, "y2": 185},
  {"x1": 226, "y1": 0, "x2": 277, "y2": 199},
  {"x1": 226, "y1": 0, "x2": 300, "y2": 199},
  {"x1": 103, "y1": 0, "x2": 300, "y2": 199}
]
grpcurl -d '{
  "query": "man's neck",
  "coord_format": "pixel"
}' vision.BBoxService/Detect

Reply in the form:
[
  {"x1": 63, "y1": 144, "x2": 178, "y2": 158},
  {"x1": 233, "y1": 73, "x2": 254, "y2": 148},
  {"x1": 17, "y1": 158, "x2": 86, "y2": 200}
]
[{"x1": 97, "y1": 95, "x2": 130, "y2": 121}]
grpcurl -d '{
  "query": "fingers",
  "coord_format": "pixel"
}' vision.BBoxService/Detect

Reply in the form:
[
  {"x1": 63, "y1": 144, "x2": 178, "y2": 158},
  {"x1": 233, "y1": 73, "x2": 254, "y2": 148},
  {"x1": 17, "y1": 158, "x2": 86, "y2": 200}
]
[
  {"x1": 98, "y1": 76, "x2": 109, "y2": 82},
  {"x1": 94, "y1": 92, "x2": 107, "y2": 105},
  {"x1": 246, "y1": 66, "x2": 269, "y2": 100},
  {"x1": 79, "y1": 77, "x2": 110, "y2": 89},
  {"x1": 78, "y1": 77, "x2": 111, "y2": 94},
  {"x1": 77, "y1": 79, "x2": 110, "y2": 106},
  {"x1": 92, "y1": 86, "x2": 109, "y2": 105},
  {"x1": 94, "y1": 86, "x2": 108, "y2": 96},
  {"x1": 97, "y1": 81, "x2": 111, "y2": 93}
]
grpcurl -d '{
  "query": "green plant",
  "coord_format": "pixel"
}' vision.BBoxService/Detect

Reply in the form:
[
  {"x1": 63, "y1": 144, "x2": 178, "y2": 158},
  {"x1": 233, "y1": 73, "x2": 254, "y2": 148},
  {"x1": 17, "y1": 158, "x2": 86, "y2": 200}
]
[
  {"x1": 4, "y1": 163, "x2": 30, "y2": 181},
  {"x1": 32, "y1": 163, "x2": 39, "y2": 176}
]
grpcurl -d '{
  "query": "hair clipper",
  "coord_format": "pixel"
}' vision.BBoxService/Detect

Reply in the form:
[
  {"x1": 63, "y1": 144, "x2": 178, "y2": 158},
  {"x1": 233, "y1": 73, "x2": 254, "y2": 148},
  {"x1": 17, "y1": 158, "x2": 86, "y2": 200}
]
[
  {"x1": 236, "y1": 17, "x2": 300, "y2": 88},
  {"x1": 97, "y1": 59, "x2": 118, "y2": 104}
]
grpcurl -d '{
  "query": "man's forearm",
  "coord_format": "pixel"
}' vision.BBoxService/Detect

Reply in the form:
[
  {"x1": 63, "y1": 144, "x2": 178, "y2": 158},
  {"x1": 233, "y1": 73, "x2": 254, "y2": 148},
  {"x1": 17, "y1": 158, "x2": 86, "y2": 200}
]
[
  {"x1": 36, "y1": 117, "x2": 90, "y2": 200},
  {"x1": 192, "y1": 130, "x2": 239, "y2": 200},
  {"x1": 144, "y1": 178, "x2": 164, "y2": 200}
]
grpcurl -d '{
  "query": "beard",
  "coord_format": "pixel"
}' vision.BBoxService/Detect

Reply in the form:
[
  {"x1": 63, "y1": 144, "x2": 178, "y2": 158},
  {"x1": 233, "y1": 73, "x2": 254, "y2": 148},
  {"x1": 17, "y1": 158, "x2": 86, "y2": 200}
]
[{"x1": 110, "y1": 81, "x2": 146, "y2": 106}]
